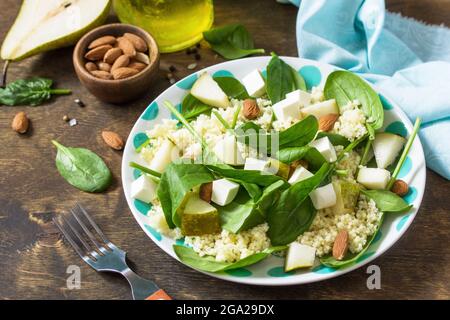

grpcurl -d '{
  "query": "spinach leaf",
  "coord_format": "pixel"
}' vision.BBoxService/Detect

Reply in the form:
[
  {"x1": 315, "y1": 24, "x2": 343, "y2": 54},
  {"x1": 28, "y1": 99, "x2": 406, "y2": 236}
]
[
  {"x1": 206, "y1": 165, "x2": 287, "y2": 187},
  {"x1": 214, "y1": 76, "x2": 249, "y2": 99},
  {"x1": 157, "y1": 163, "x2": 215, "y2": 228},
  {"x1": 267, "y1": 163, "x2": 332, "y2": 245},
  {"x1": 52, "y1": 141, "x2": 112, "y2": 193},
  {"x1": 324, "y1": 71, "x2": 383, "y2": 138},
  {"x1": 173, "y1": 244, "x2": 286, "y2": 272},
  {"x1": 266, "y1": 54, "x2": 306, "y2": 104},
  {"x1": 361, "y1": 189, "x2": 412, "y2": 213},
  {"x1": 320, "y1": 215, "x2": 385, "y2": 268},
  {"x1": 203, "y1": 24, "x2": 265, "y2": 60},
  {"x1": 275, "y1": 146, "x2": 326, "y2": 171},
  {"x1": 181, "y1": 94, "x2": 212, "y2": 121},
  {"x1": 0, "y1": 78, "x2": 71, "y2": 106},
  {"x1": 317, "y1": 132, "x2": 350, "y2": 147}
]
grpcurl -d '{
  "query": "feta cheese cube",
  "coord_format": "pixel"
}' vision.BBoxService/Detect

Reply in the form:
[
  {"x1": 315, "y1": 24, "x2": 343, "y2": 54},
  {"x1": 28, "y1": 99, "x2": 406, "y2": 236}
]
[
  {"x1": 149, "y1": 139, "x2": 180, "y2": 173},
  {"x1": 309, "y1": 137, "x2": 337, "y2": 162},
  {"x1": 244, "y1": 157, "x2": 270, "y2": 172},
  {"x1": 272, "y1": 96, "x2": 301, "y2": 122},
  {"x1": 301, "y1": 99, "x2": 339, "y2": 119},
  {"x1": 309, "y1": 183, "x2": 337, "y2": 210},
  {"x1": 211, "y1": 178, "x2": 240, "y2": 206},
  {"x1": 286, "y1": 89, "x2": 312, "y2": 108},
  {"x1": 242, "y1": 69, "x2": 266, "y2": 97},
  {"x1": 288, "y1": 166, "x2": 313, "y2": 184},
  {"x1": 357, "y1": 167, "x2": 391, "y2": 190},
  {"x1": 214, "y1": 135, "x2": 245, "y2": 165},
  {"x1": 131, "y1": 175, "x2": 158, "y2": 203}
]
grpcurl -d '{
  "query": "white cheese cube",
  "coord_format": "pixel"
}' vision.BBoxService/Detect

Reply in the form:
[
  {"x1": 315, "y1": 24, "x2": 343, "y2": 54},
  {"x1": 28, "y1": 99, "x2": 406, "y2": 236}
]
[
  {"x1": 244, "y1": 157, "x2": 270, "y2": 172},
  {"x1": 301, "y1": 99, "x2": 339, "y2": 119},
  {"x1": 286, "y1": 89, "x2": 312, "y2": 108},
  {"x1": 213, "y1": 135, "x2": 245, "y2": 165},
  {"x1": 309, "y1": 183, "x2": 337, "y2": 210},
  {"x1": 272, "y1": 96, "x2": 301, "y2": 122},
  {"x1": 241, "y1": 69, "x2": 266, "y2": 97},
  {"x1": 149, "y1": 139, "x2": 180, "y2": 173},
  {"x1": 357, "y1": 167, "x2": 391, "y2": 190},
  {"x1": 285, "y1": 242, "x2": 316, "y2": 271},
  {"x1": 131, "y1": 175, "x2": 158, "y2": 203},
  {"x1": 309, "y1": 137, "x2": 337, "y2": 162},
  {"x1": 211, "y1": 178, "x2": 240, "y2": 206},
  {"x1": 288, "y1": 166, "x2": 314, "y2": 184}
]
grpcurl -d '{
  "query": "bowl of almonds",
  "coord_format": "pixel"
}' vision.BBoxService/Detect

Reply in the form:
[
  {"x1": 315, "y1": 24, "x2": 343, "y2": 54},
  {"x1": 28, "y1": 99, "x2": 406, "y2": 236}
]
[{"x1": 73, "y1": 23, "x2": 159, "y2": 104}]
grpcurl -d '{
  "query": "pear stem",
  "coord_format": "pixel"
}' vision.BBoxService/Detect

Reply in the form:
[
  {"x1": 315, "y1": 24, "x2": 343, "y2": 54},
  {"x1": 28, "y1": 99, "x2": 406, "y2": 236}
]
[{"x1": 1, "y1": 60, "x2": 10, "y2": 88}]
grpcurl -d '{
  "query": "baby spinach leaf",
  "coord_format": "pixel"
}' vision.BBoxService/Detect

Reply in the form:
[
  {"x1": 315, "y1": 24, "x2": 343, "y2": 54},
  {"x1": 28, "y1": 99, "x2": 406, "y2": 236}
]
[
  {"x1": 203, "y1": 24, "x2": 265, "y2": 60},
  {"x1": 275, "y1": 146, "x2": 326, "y2": 171},
  {"x1": 361, "y1": 189, "x2": 412, "y2": 213},
  {"x1": 267, "y1": 163, "x2": 332, "y2": 245},
  {"x1": 214, "y1": 76, "x2": 249, "y2": 99},
  {"x1": 173, "y1": 244, "x2": 286, "y2": 273},
  {"x1": 157, "y1": 163, "x2": 215, "y2": 229},
  {"x1": 324, "y1": 71, "x2": 383, "y2": 138},
  {"x1": 266, "y1": 54, "x2": 306, "y2": 104},
  {"x1": 0, "y1": 77, "x2": 71, "y2": 106},
  {"x1": 206, "y1": 165, "x2": 287, "y2": 187},
  {"x1": 181, "y1": 94, "x2": 212, "y2": 121},
  {"x1": 52, "y1": 141, "x2": 112, "y2": 193},
  {"x1": 317, "y1": 132, "x2": 350, "y2": 147}
]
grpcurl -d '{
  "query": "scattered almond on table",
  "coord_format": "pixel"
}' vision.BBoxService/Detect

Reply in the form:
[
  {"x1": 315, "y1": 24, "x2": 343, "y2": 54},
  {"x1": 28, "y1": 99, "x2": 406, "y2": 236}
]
[
  {"x1": 84, "y1": 33, "x2": 150, "y2": 80},
  {"x1": 12, "y1": 112, "x2": 29, "y2": 134},
  {"x1": 102, "y1": 131, "x2": 124, "y2": 150}
]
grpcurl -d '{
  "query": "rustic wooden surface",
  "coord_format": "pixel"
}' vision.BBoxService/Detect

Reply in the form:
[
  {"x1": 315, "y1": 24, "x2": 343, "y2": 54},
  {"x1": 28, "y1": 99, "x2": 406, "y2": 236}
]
[{"x1": 1, "y1": 0, "x2": 449, "y2": 300}]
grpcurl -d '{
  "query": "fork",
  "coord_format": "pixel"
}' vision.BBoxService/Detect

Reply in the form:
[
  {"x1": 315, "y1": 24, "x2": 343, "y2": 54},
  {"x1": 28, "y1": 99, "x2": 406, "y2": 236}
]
[{"x1": 53, "y1": 203, "x2": 171, "y2": 300}]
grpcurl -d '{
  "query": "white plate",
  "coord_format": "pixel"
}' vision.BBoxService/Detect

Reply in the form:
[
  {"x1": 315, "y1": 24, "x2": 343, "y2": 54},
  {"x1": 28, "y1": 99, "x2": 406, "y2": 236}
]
[{"x1": 121, "y1": 57, "x2": 426, "y2": 286}]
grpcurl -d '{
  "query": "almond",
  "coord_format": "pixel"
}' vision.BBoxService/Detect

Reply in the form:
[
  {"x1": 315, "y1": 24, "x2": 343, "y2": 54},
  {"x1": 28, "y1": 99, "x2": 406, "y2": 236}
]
[
  {"x1": 85, "y1": 44, "x2": 113, "y2": 61},
  {"x1": 102, "y1": 131, "x2": 124, "y2": 150},
  {"x1": 243, "y1": 99, "x2": 260, "y2": 120},
  {"x1": 199, "y1": 182, "x2": 213, "y2": 203},
  {"x1": 333, "y1": 230, "x2": 349, "y2": 260},
  {"x1": 111, "y1": 55, "x2": 130, "y2": 73},
  {"x1": 391, "y1": 179, "x2": 409, "y2": 197},
  {"x1": 85, "y1": 62, "x2": 97, "y2": 72},
  {"x1": 117, "y1": 37, "x2": 136, "y2": 57},
  {"x1": 134, "y1": 52, "x2": 150, "y2": 65},
  {"x1": 88, "y1": 35, "x2": 116, "y2": 49},
  {"x1": 318, "y1": 113, "x2": 339, "y2": 132},
  {"x1": 103, "y1": 47, "x2": 123, "y2": 64},
  {"x1": 112, "y1": 67, "x2": 139, "y2": 80},
  {"x1": 288, "y1": 159, "x2": 309, "y2": 178},
  {"x1": 90, "y1": 70, "x2": 113, "y2": 80},
  {"x1": 12, "y1": 112, "x2": 29, "y2": 134},
  {"x1": 128, "y1": 61, "x2": 147, "y2": 72},
  {"x1": 97, "y1": 62, "x2": 111, "y2": 72},
  {"x1": 124, "y1": 33, "x2": 148, "y2": 52}
]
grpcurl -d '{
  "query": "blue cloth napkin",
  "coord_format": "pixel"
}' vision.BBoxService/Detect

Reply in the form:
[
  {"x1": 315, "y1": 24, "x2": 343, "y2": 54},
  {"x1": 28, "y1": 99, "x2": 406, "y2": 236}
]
[{"x1": 281, "y1": 0, "x2": 450, "y2": 179}]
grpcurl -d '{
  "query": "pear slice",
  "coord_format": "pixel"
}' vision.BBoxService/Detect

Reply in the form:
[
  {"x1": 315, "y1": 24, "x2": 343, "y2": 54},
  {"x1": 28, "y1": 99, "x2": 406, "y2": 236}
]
[
  {"x1": 181, "y1": 195, "x2": 221, "y2": 236},
  {"x1": 332, "y1": 180, "x2": 360, "y2": 214},
  {"x1": 191, "y1": 73, "x2": 230, "y2": 108},
  {"x1": 372, "y1": 133, "x2": 406, "y2": 169},
  {"x1": 1, "y1": 0, "x2": 111, "y2": 61},
  {"x1": 285, "y1": 242, "x2": 316, "y2": 272}
]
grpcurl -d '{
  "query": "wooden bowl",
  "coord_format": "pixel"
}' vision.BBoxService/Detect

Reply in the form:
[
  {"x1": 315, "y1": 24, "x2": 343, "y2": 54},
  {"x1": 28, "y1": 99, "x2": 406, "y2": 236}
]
[{"x1": 73, "y1": 23, "x2": 160, "y2": 104}]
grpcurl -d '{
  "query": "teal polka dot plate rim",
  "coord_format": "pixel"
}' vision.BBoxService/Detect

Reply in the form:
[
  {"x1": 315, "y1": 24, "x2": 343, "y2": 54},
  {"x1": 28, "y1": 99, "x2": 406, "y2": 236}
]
[{"x1": 121, "y1": 56, "x2": 426, "y2": 286}]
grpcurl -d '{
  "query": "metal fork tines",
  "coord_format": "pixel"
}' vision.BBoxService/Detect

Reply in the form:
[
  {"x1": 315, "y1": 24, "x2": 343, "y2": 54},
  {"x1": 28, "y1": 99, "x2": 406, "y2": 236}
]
[{"x1": 53, "y1": 204, "x2": 170, "y2": 300}]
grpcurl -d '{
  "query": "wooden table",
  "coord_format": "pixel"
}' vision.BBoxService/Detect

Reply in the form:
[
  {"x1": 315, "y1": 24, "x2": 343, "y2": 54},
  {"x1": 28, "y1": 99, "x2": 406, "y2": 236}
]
[{"x1": 1, "y1": 0, "x2": 449, "y2": 300}]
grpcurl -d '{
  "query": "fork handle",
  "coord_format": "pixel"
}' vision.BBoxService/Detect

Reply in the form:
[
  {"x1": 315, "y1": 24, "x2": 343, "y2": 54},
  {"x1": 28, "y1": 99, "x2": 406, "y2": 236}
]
[{"x1": 122, "y1": 268, "x2": 172, "y2": 300}]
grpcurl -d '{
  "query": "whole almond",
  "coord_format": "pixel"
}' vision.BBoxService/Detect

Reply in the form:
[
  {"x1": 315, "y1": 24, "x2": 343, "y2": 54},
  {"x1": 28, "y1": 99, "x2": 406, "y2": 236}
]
[
  {"x1": 97, "y1": 62, "x2": 111, "y2": 72},
  {"x1": 199, "y1": 182, "x2": 213, "y2": 203},
  {"x1": 102, "y1": 131, "x2": 124, "y2": 150},
  {"x1": 333, "y1": 230, "x2": 349, "y2": 260},
  {"x1": 85, "y1": 44, "x2": 112, "y2": 61},
  {"x1": 12, "y1": 112, "x2": 29, "y2": 134},
  {"x1": 85, "y1": 62, "x2": 97, "y2": 72},
  {"x1": 124, "y1": 33, "x2": 148, "y2": 52},
  {"x1": 103, "y1": 47, "x2": 123, "y2": 64},
  {"x1": 111, "y1": 55, "x2": 130, "y2": 73},
  {"x1": 134, "y1": 52, "x2": 150, "y2": 65},
  {"x1": 243, "y1": 99, "x2": 260, "y2": 120},
  {"x1": 319, "y1": 113, "x2": 339, "y2": 132},
  {"x1": 88, "y1": 35, "x2": 116, "y2": 49},
  {"x1": 90, "y1": 70, "x2": 113, "y2": 80},
  {"x1": 128, "y1": 61, "x2": 147, "y2": 72},
  {"x1": 391, "y1": 179, "x2": 409, "y2": 197},
  {"x1": 117, "y1": 37, "x2": 136, "y2": 57},
  {"x1": 112, "y1": 67, "x2": 139, "y2": 80}
]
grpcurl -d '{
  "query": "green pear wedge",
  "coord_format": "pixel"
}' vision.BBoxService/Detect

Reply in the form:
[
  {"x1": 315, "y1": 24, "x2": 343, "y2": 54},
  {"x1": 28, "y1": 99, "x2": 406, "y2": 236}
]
[{"x1": 1, "y1": 0, "x2": 111, "y2": 61}]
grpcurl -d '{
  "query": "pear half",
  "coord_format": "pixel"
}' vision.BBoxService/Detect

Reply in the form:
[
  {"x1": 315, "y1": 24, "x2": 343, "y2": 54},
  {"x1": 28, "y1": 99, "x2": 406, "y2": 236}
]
[{"x1": 1, "y1": 0, "x2": 111, "y2": 61}]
